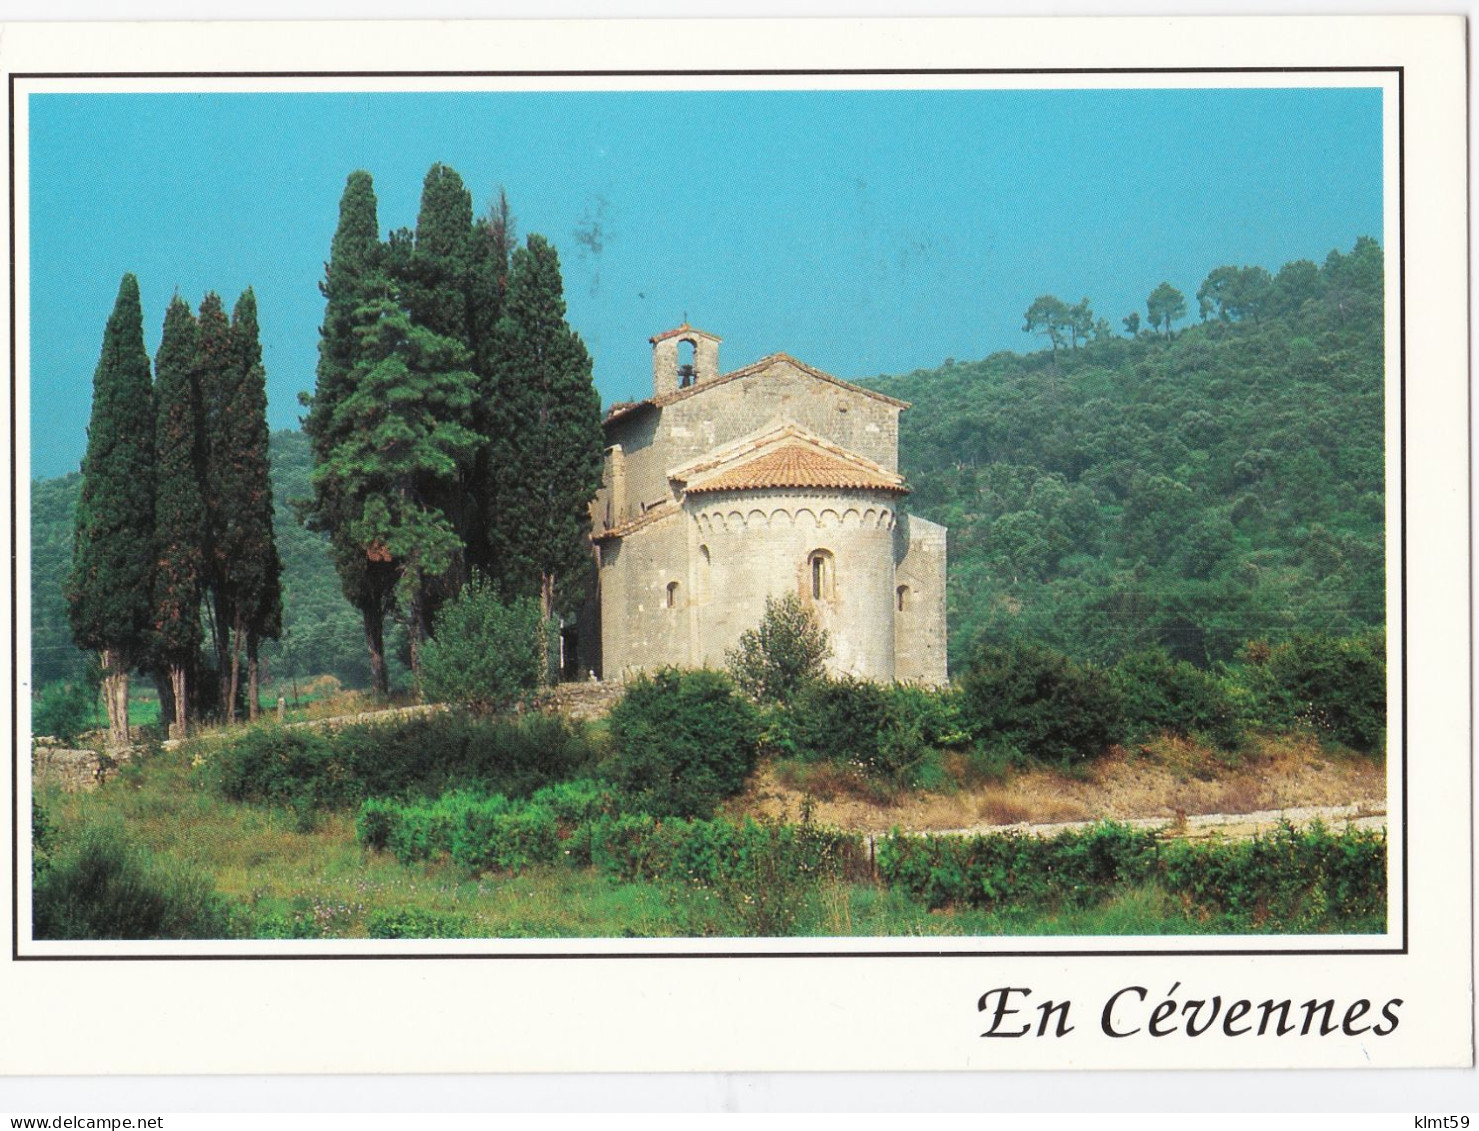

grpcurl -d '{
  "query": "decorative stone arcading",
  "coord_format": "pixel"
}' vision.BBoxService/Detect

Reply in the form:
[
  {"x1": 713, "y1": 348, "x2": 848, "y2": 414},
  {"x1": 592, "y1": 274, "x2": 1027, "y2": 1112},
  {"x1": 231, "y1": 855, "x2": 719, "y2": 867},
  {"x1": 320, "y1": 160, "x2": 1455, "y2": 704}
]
[{"x1": 690, "y1": 490, "x2": 895, "y2": 535}]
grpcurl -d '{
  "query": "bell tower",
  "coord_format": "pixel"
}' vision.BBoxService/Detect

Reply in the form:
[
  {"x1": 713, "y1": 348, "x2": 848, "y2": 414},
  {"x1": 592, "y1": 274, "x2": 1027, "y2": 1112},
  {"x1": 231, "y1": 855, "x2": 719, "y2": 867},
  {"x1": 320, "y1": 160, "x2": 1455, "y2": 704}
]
[{"x1": 650, "y1": 323, "x2": 722, "y2": 397}]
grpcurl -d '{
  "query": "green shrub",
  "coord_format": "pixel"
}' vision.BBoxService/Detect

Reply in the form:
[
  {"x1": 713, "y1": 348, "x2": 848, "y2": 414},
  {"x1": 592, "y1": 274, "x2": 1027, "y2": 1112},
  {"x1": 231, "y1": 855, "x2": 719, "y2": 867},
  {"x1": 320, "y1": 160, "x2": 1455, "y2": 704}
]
[
  {"x1": 958, "y1": 642, "x2": 1122, "y2": 767},
  {"x1": 782, "y1": 678, "x2": 963, "y2": 786},
  {"x1": 726, "y1": 593, "x2": 831, "y2": 705},
  {"x1": 365, "y1": 907, "x2": 470, "y2": 939},
  {"x1": 607, "y1": 668, "x2": 762, "y2": 818},
  {"x1": 210, "y1": 712, "x2": 596, "y2": 813},
  {"x1": 32, "y1": 680, "x2": 98, "y2": 744},
  {"x1": 33, "y1": 822, "x2": 237, "y2": 939},
  {"x1": 1246, "y1": 632, "x2": 1387, "y2": 753},
  {"x1": 878, "y1": 821, "x2": 1385, "y2": 930},
  {"x1": 31, "y1": 797, "x2": 55, "y2": 882},
  {"x1": 419, "y1": 582, "x2": 546, "y2": 711},
  {"x1": 1111, "y1": 649, "x2": 1243, "y2": 748}
]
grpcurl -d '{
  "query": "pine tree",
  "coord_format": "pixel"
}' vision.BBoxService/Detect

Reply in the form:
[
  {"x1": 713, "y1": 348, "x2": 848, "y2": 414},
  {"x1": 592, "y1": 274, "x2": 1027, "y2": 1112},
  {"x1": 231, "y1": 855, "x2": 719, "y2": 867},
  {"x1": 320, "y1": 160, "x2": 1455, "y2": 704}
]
[
  {"x1": 312, "y1": 298, "x2": 480, "y2": 678},
  {"x1": 66, "y1": 274, "x2": 156, "y2": 747},
  {"x1": 221, "y1": 289, "x2": 283, "y2": 720},
  {"x1": 150, "y1": 296, "x2": 204, "y2": 738},
  {"x1": 302, "y1": 171, "x2": 399, "y2": 695},
  {"x1": 487, "y1": 235, "x2": 604, "y2": 621}
]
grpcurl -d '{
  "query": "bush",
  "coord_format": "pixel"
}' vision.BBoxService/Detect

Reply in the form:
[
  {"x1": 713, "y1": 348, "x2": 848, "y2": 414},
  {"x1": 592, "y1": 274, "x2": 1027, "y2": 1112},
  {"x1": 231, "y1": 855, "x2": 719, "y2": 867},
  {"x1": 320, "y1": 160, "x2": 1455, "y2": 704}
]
[
  {"x1": 1111, "y1": 649, "x2": 1243, "y2": 748},
  {"x1": 607, "y1": 668, "x2": 763, "y2": 818},
  {"x1": 420, "y1": 582, "x2": 546, "y2": 711},
  {"x1": 365, "y1": 907, "x2": 469, "y2": 939},
  {"x1": 958, "y1": 642, "x2": 1122, "y2": 767},
  {"x1": 785, "y1": 677, "x2": 958, "y2": 785},
  {"x1": 1248, "y1": 632, "x2": 1387, "y2": 753},
  {"x1": 33, "y1": 680, "x2": 97, "y2": 744},
  {"x1": 726, "y1": 593, "x2": 831, "y2": 705},
  {"x1": 33, "y1": 822, "x2": 237, "y2": 939},
  {"x1": 209, "y1": 712, "x2": 597, "y2": 813}
]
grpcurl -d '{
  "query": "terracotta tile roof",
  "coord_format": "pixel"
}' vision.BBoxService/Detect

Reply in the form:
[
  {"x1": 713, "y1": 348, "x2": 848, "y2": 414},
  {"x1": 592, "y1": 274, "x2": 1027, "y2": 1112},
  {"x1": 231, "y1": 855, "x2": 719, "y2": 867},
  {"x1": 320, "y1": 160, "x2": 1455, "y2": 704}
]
[
  {"x1": 649, "y1": 322, "x2": 721, "y2": 344},
  {"x1": 604, "y1": 352, "x2": 909, "y2": 426},
  {"x1": 685, "y1": 441, "x2": 908, "y2": 496},
  {"x1": 592, "y1": 501, "x2": 680, "y2": 542}
]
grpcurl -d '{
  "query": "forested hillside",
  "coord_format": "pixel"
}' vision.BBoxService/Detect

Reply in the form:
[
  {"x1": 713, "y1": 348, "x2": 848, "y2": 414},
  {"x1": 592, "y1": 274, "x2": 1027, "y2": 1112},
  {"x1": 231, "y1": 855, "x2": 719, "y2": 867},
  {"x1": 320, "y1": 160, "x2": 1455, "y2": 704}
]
[
  {"x1": 30, "y1": 237, "x2": 1385, "y2": 689},
  {"x1": 871, "y1": 237, "x2": 1385, "y2": 668}
]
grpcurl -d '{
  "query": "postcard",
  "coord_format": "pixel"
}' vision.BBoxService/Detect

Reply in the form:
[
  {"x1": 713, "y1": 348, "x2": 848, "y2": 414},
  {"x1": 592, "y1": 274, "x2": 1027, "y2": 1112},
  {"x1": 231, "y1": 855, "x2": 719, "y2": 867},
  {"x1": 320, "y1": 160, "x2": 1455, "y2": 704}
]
[{"x1": 2, "y1": 16, "x2": 1469, "y2": 1074}]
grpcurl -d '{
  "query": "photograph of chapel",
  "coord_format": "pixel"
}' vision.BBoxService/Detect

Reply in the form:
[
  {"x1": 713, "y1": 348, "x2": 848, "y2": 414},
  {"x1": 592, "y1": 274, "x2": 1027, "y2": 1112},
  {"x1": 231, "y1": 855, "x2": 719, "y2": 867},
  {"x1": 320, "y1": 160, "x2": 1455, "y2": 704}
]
[{"x1": 582, "y1": 324, "x2": 947, "y2": 686}]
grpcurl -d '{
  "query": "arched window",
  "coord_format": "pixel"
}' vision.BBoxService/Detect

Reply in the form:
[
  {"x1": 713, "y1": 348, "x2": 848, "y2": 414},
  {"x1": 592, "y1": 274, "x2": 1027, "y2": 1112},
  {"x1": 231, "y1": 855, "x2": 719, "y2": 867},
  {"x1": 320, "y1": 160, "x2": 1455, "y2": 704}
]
[
  {"x1": 808, "y1": 549, "x2": 835, "y2": 601},
  {"x1": 897, "y1": 584, "x2": 909, "y2": 612},
  {"x1": 697, "y1": 544, "x2": 711, "y2": 603},
  {"x1": 666, "y1": 580, "x2": 680, "y2": 609}
]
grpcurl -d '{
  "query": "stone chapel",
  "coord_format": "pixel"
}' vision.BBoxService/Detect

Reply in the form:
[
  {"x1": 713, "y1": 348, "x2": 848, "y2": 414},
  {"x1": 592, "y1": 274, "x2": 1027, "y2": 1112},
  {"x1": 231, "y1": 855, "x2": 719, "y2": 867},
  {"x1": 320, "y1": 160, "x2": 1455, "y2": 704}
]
[{"x1": 578, "y1": 324, "x2": 947, "y2": 686}]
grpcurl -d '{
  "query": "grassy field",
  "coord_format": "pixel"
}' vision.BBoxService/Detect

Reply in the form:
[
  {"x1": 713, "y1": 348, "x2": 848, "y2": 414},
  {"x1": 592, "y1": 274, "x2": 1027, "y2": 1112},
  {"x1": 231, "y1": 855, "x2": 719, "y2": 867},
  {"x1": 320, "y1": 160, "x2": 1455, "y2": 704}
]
[{"x1": 31, "y1": 718, "x2": 1386, "y2": 940}]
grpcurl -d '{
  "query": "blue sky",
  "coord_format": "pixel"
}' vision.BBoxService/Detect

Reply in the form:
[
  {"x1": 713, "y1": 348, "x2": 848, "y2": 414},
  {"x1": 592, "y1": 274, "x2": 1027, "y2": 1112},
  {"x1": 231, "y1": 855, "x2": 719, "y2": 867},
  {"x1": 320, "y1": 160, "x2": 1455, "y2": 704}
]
[{"x1": 27, "y1": 85, "x2": 1383, "y2": 480}]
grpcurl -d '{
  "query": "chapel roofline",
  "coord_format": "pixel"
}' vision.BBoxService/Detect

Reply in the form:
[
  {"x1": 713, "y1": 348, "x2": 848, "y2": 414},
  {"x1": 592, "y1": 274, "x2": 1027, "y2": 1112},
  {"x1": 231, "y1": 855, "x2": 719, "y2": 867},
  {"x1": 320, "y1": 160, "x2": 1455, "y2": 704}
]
[{"x1": 604, "y1": 351, "x2": 910, "y2": 428}]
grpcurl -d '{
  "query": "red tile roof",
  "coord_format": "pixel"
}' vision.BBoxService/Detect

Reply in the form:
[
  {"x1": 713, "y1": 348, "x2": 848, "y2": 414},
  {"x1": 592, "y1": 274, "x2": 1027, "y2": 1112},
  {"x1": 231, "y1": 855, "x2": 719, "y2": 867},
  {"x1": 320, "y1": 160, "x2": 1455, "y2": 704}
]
[
  {"x1": 685, "y1": 441, "x2": 908, "y2": 496},
  {"x1": 649, "y1": 322, "x2": 721, "y2": 344},
  {"x1": 604, "y1": 352, "x2": 909, "y2": 425}
]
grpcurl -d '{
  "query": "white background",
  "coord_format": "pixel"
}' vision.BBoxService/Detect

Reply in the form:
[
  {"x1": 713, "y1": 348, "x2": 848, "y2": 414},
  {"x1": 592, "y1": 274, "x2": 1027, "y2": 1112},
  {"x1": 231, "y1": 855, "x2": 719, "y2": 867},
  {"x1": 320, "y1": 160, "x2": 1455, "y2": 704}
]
[{"x1": 0, "y1": 0, "x2": 1473, "y2": 1115}]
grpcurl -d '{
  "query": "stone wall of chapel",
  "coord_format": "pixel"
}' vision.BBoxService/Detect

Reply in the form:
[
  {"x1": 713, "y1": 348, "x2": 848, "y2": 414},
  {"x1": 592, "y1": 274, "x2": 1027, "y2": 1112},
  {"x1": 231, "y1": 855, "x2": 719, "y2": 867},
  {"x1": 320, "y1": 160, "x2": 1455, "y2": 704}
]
[
  {"x1": 599, "y1": 365, "x2": 901, "y2": 534},
  {"x1": 597, "y1": 511, "x2": 691, "y2": 681},
  {"x1": 893, "y1": 513, "x2": 949, "y2": 686},
  {"x1": 687, "y1": 488, "x2": 900, "y2": 683}
]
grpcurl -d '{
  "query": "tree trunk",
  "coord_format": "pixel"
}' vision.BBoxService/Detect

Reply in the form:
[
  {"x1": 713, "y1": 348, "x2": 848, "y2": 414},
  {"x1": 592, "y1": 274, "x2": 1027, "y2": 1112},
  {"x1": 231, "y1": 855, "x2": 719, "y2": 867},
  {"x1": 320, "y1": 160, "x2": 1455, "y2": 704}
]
[
  {"x1": 247, "y1": 634, "x2": 261, "y2": 722},
  {"x1": 101, "y1": 648, "x2": 130, "y2": 749},
  {"x1": 227, "y1": 611, "x2": 245, "y2": 725},
  {"x1": 170, "y1": 663, "x2": 188, "y2": 740},
  {"x1": 154, "y1": 670, "x2": 176, "y2": 740},
  {"x1": 363, "y1": 607, "x2": 389, "y2": 697}
]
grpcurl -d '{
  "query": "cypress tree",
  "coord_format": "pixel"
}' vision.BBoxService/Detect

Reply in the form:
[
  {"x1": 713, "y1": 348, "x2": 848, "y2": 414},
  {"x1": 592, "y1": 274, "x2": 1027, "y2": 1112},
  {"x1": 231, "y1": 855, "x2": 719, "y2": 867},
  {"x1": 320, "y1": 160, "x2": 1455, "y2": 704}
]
[
  {"x1": 193, "y1": 291, "x2": 237, "y2": 713},
  {"x1": 302, "y1": 171, "x2": 398, "y2": 695},
  {"x1": 487, "y1": 235, "x2": 604, "y2": 621},
  {"x1": 66, "y1": 274, "x2": 156, "y2": 747},
  {"x1": 221, "y1": 288, "x2": 283, "y2": 720},
  {"x1": 150, "y1": 296, "x2": 204, "y2": 739}
]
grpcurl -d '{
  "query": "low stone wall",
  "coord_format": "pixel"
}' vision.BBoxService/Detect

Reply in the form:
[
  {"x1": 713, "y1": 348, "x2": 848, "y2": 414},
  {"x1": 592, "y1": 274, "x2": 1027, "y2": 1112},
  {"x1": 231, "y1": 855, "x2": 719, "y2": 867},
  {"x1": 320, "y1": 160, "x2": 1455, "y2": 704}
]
[
  {"x1": 535, "y1": 680, "x2": 625, "y2": 721},
  {"x1": 32, "y1": 744, "x2": 129, "y2": 792}
]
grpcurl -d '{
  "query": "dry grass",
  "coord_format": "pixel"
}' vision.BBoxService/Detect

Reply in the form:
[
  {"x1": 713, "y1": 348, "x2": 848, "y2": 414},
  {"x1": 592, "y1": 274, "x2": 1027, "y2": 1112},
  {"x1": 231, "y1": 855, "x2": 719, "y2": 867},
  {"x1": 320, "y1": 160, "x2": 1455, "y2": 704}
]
[{"x1": 735, "y1": 732, "x2": 1386, "y2": 835}]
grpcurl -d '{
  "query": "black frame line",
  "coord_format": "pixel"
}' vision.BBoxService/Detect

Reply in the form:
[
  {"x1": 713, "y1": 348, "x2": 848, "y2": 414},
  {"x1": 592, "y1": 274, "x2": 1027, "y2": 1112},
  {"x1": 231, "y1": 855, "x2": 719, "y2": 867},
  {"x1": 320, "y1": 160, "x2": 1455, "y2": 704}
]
[{"x1": 9, "y1": 63, "x2": 1410, "y2": 963}]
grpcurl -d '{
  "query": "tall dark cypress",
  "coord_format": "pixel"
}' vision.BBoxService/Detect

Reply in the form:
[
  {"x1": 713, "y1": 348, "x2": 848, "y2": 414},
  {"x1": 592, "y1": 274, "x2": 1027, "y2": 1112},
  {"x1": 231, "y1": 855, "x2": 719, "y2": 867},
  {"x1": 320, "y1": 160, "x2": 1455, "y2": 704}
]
[
  {"x1": 150, "y1": 296, "x2": 204, "y2": 738},
  {"x1": 302, "y1": 171, "x2": 398, "y2": 695},
  {"x1": 193, "y1": 291, "x2": 237, "y2": 712},
  {"x1": 487, "y1": 235, "x2": 604, "y2": 621},
  {"x1": 66, "y1": 273, "x2": 157, "y2": 747},
  {"x1": 222, "y1": 288, "x2": 283, "y2": 719}
]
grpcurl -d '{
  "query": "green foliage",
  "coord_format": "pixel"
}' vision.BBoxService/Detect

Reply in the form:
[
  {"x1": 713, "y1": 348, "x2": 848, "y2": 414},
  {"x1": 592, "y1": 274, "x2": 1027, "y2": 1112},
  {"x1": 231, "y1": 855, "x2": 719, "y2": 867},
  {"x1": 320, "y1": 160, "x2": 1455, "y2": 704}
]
[
  {"x1": 1247, "y1": 632, "x2": 1387, "y2": 752},
  {"x1": 32, "y1": 821, "x2": 237, "y2": 939},
  {"x1": 784, "y1": 677, "x2": 959, "y2": 785},
  {"x1": 607, "y1": 668, "x2": 763, "y2": 818},
  {"x1": 482, "y1": 233, "x2": 605, "y2": 617},
  {"x1": 210, "y1": 711, "x2": 596, "y2": 814},
  {"x1": 31, "y1": 797, "x2": 55, "y2": 882},
  {"x1": 726, "y1": 593, "x2": 832, "y2": 705},
  {"x1": 1146, "y1": 281, "x2": 1187, "y2": 336},
  {"x1": 33, "y1": 680, "x2": 97, "y2": 744},
  {"x1": 872, "y1": 239, "x2": 1385, "y2": 672},
  {"x1": 1111, "y1": 648, "x2": 1242, "y2": 748},
  {"x1": 67, "y1": 273, "x2": 156, "y2": 664},
  {"x1": 878, "y1": 820, "x2": 1385, "y2": 930},
  {"x1": 419, "y1": 582, "x2": 545, "y2": 711},
  {"x1": 958, "y1": 641, "x2": 1121, "y2": 766},
  {"x1": 365, "y1": 906, "x2": 469, "y2": 939},
  {"x1": 150, "y1": 296, "x2": 206, "y2": 724}
]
